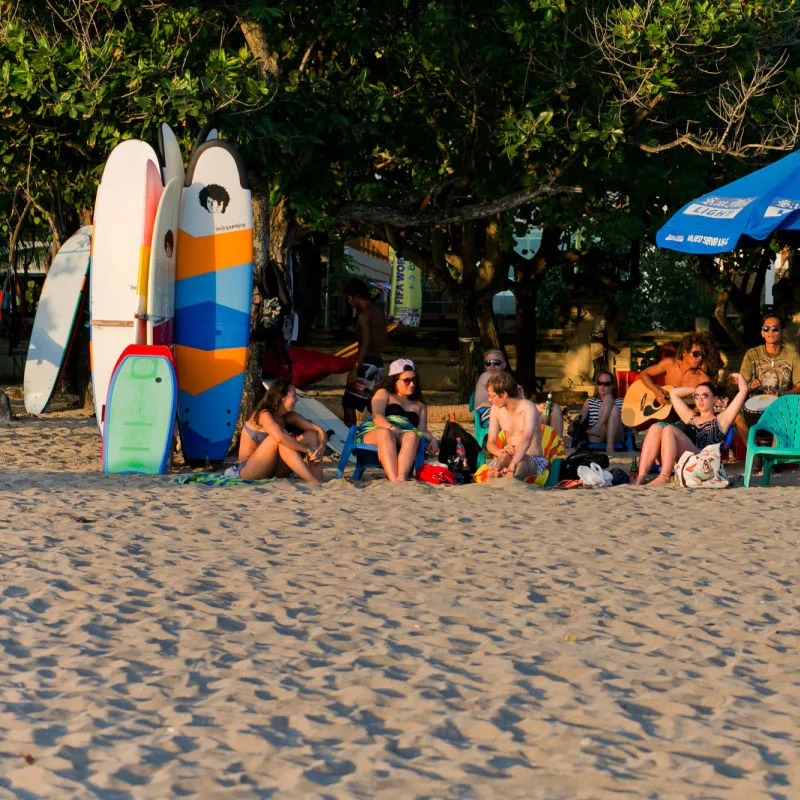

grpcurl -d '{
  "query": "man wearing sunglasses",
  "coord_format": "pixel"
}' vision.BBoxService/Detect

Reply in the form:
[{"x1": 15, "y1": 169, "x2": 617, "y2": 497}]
[
  {"x1": 635, "y1": 333, "x2": 714, "y2": 410},
  {"x1": 474, "y1": 349, "x2": 563, "y2": 434},
  {"x1": 739, "y1": 314, "x2": 800, "y2": 396},
  {"x1": 735, "y1": 313, "x2": 800, "y2": 439}
]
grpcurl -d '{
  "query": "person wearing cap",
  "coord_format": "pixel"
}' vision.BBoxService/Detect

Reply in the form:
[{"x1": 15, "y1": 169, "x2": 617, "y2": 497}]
[
  {"x1": 354, "y1": 359, "x2": 439, "y2": 481},
  {"x1": 342, "y1": 278, "x2": 388, "y2": 427}
]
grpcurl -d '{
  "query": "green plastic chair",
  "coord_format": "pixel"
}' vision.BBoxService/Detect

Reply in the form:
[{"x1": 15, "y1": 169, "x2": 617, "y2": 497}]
[
  {"x1": 468, "y1": 392, "x2": 489, "y2": 466},
  {"x1": 744, "y1": 395, "x2": 800, "y2": 487}
]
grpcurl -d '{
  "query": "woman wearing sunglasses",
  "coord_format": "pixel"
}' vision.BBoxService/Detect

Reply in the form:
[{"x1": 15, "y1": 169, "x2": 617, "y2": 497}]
[
  {"x1": 355, "y1": 359, "x2": 439, "y2": 481},
  {"x1": 572, "y1": 371, "x2": 624, "y2": 452},
  {"x1": 636, "y1": 372, "x2": 748, "y2": 486}
]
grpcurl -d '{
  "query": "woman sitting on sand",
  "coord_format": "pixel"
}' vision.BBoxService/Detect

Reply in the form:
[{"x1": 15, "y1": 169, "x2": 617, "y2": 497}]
[
  {"x1": 636, "y1": 373, "x2": 748, "y2": 486},
  {"x1": 355, "y1": 359, "x2": 439, "y2": 482},
  {"x1": 225, "y1": 379, "x2": 325, "y2": 485}
]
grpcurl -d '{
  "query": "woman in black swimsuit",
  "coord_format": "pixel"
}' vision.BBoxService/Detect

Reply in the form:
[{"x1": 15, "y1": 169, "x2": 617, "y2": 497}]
[
  {"x1": 357, "y1": 359, "x2": 439, "y2": 481},
  {"x1": 636, "y1": 372, "x2": 748, "y2": 486},
  {"x1": 227, "y1": 379, "x2": 326, "y2": 484}
]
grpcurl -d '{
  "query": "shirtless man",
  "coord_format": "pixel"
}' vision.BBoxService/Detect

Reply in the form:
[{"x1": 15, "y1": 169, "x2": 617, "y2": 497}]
[
  {"x1": 342, "y1": 278, "x2": 388, "y2": 427},
  {"x1": 484, "y1": 372, "x2": 548, "y2": 480},
  {"x1": 474, "y1": 349, "x2": 563, "y2": 435},
  {"x1": 637, "y1": 333, "x2": 713, "y2": 409}
]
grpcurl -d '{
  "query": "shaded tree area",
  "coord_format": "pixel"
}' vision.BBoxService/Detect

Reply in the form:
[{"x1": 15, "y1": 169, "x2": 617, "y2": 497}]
[{"x1": 3, "y1": 0, "x2": 800, "y2": 410}]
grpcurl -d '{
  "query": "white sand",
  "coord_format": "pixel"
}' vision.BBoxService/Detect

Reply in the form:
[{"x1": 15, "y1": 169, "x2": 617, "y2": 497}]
[{"x1": 1, "y1": 398, "x2": 800, "y2": 798}]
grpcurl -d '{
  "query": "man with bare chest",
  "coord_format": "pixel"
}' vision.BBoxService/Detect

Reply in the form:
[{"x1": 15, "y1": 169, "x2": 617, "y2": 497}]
[
  {"x1": 637, "y1": 333, "x2": 714, "y2": 406},
  {"x1": 342, "y1": 278, "x2": 388, "y2": 427},
  {"x1": 485, "y1": 372, "x2": 548, "y2": 481}
]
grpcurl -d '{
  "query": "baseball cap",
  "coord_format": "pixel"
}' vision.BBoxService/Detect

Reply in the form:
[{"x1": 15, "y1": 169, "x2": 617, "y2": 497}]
[{"x1": 388, "y1": 358, "x2": 415, "y2": 376}]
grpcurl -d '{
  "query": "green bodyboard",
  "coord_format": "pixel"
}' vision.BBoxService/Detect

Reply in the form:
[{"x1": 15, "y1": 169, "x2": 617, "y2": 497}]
[{"x1": 103, "y1": 346, "x2": 177, "y2": 474}]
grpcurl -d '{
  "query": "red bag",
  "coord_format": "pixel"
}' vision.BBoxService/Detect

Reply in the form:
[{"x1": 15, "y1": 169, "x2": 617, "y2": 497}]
[{"x1": 416, "y1": 464, "x2": 456, "y2": 485}]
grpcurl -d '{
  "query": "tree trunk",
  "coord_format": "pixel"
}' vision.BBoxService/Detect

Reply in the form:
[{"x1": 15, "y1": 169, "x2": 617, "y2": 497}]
[
  {"x1": 237, "y1": 185, "x2": 271, "y2": 447},
  {"x1": 454, "y1": 291, "x2": 484, "y2": 402},
  {"x1": 294, "y1": 232, "x2": 326, "y2": 343},
  {"x1": 514, "y1": 270, "x2": 541, "y2": 394}
]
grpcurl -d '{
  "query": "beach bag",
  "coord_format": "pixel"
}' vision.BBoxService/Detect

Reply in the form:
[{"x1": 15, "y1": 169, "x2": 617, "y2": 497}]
[
  {"x1": 674, "y1": 443, "x2": 729, "y2": 488},
  {"x1": 562, "y1": 451, "x2": 609, "y2": 481},
  {"x1": 416, "y1": 463, "x2": 456, "y2": 485},
  {"x1": 439, "y1": 420, "x2": 480, "y2": 472}
]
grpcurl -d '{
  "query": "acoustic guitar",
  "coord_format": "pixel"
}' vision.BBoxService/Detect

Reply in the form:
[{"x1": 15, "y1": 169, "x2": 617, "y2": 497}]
[{"x1": 621, "y1": 380, "x2": 676, "y2": 429}]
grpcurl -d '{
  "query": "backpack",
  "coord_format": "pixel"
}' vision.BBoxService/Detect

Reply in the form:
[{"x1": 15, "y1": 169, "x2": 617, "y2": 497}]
[
  {"x1": 438, "y1": 420, "x2": 481, "y2": 473},
  {"x1": 562, "y1": 451, "x2": 609, "y2": 481}
]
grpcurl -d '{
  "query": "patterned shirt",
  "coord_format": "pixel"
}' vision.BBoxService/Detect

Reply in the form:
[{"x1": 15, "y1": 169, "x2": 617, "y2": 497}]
[{"x1": 739, "y1": 345, "x2": 800, "y2": 393}]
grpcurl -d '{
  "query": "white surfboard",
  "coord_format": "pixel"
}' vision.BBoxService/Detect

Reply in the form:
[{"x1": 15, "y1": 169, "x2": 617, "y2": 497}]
[
  {"x1": 158, "y1": 123, "x2": 185, "y2": 187},
  {"x1": 262, "y1": 379, "x2": 352, "y2": 458},
  {"x1": 91, "y1": 139, "x2": 163, "y2": 433},
  {"x1": 24, "y1": 226, "x2": 92, "y2": 415},
  {"x1": 147, "y1": 177, "x2": 181, "y2": 346}
]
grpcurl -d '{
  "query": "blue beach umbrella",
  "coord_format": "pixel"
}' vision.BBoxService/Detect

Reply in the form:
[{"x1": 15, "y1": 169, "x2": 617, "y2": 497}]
[{"x1": 657, "y1": 149, "x2": 800, "y2": 254}]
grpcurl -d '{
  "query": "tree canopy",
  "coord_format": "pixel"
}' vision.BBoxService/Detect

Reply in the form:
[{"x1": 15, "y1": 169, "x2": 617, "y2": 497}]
[{"x1": 3, "y1": 0, "x2": 800, "y2": 395}]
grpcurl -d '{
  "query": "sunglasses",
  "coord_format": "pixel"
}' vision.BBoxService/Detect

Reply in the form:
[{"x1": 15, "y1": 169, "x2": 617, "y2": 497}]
[
  {"x1": 762, "y1": 325, "x2": 781, "y2": 332},
  {"x1": 597, "y1": 380, "x2": 613, "y2": 386},
  {"x1": 484, "y1": 359, "x2": 504, "y2": 366},
  {"x1": 398, "y1": 376, "x2": 417, "y2": 385},
  {"x1": 693, "y1": 392, "x2": 711, "y2": 400},
  {"x1": 691, "y1": 350, "x2": 705, "y2": 358}
]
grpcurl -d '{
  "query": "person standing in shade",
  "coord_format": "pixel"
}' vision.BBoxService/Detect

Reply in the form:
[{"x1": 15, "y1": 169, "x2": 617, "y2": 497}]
[
  {"x1": 734, "y1": 313, "x2": 800, "y2": 440},
  {"x1": 342, "y1": 278, "x2": 388, "y2": 427}
]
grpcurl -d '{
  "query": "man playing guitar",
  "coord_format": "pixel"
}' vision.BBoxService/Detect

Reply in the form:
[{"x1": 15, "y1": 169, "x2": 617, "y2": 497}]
[{"x1": 637, "y1": 333, "x2": 714, "y2": 410}]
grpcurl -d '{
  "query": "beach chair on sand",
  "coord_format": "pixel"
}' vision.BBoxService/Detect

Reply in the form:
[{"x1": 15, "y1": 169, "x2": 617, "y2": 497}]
[
  {"x1": 744, "y1": 395, "x2": 800, "y2": 487},
  {"x1": 335, "y1": 425, "x2": 426, "y2": 480},
  {"x1": 469, "y1": 392, "x2": 489, "y2": 465}
]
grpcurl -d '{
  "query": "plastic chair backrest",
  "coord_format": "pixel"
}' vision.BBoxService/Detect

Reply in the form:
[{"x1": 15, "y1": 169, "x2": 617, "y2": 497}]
[{"x1": 751, "y1": 395, "x2": 800, "y2": 447}]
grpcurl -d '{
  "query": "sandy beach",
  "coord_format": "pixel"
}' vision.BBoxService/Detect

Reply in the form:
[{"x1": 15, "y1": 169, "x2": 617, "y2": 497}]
[{"x1": 1, "y1": 394, "x2": 800, "y2": 798}]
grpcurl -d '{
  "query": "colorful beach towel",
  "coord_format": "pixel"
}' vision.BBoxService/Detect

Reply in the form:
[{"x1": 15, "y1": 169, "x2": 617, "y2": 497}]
[
  {"x1": 474, "y1": 424, "x2": 565, "y2": 486},
  {"x1": 173, "y1": 472, "x2": 275, "y2": 486},
  {"x1": 354, "y1": 415, "x2": 423, "y2": 443}
]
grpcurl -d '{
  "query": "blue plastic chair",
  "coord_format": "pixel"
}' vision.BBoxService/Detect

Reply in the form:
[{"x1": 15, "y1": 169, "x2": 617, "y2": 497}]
[
  {"x1": 584, "y1": 428, "x2": 635, "y2": 452},
  {"x1": 335, "y1": 425, "x2": 427, "y2": 480},
  {"x1": 744, "y1": 395, "x2": 800, "y2": 487}
]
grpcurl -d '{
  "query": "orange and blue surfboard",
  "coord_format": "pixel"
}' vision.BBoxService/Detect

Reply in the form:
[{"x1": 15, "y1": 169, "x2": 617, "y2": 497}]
[{"x1": 175, "y1": 140, "x2": 253, "y2": 463}]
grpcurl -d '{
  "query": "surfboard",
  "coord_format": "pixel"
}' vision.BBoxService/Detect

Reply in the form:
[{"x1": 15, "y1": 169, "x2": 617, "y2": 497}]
[
  {"x1": 91, "y1": 139, "x2": 163, "y2": 432},
  {"x1": 103, "y1": 344, "x2": 177, "y2": 474},
  {"x1": 158, "y1": 123, "x2": 185, "y2": 187},
  {"x1": 262, "y1": 379, "x2": 352, "y2": 459},
  {"x1": 147, "y1": 177, "x2": 181, "y2": 347},
  {"x1": 175, "y1": 140, "x2": 253, "y2": 463},
  {"x1": 193, "y1": 121, "x2": 219, "y2": 154},
  {"x1": 24, "y1": 226, "x2": 92, "y2": 415}
]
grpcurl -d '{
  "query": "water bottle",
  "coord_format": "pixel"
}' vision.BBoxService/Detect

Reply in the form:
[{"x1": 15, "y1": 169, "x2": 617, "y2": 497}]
[
  {"x1": 542, "y1": 392, "x2": 553, "y2": 426},
  {"x1": 455, "y1": 437, "x2": 466, "y2": 465}
]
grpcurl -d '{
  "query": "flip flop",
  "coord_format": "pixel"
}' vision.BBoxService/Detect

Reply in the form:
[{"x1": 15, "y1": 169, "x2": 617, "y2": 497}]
[{"x1": 555, "y1": 478, "x2": 583, "y2": 489}]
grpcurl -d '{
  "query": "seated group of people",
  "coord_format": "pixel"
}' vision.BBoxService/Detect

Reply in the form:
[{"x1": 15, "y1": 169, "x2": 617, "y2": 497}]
[
  {"x1": 630, "y1": 314, "x2": 798, "y2": 484},
  {"x1": 229, "y1": 312, "x2": 798, "y2": 487}
]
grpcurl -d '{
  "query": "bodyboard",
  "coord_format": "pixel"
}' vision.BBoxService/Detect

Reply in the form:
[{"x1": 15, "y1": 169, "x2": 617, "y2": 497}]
[
  {"x1": 147, "y1": 177, "x2": 181, "y2": 347},
  {"x1": 175, "y1": 140, "x2": 253, "y2": 463},
  {"x1": 24, "y1": 226, "x2": 92, "y2": 414},
  {"x1": 103, "y1": 344, "x2": 177, "y2": 474},
  {"x1": 262, "y1": 379, "x2": 352, "y2": 459},
  {"x1": 91, "y1": 139, "x2": 163, "y2": 433}
]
